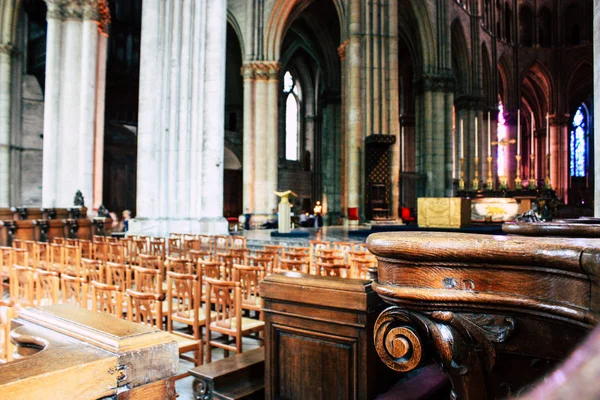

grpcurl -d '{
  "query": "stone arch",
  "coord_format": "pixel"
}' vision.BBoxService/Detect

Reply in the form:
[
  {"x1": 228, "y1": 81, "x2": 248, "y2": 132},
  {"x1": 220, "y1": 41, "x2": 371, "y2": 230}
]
[
  {"x1": 451, "y1": 19, "x2": 471, "y2": 96},
  {"x1": 497, "y1": 53, "x2": 515, "y2": 107},
  {"x1": 226, "y1": 9, "x2": 245, "y2": 59},
  {"x1": 481, "y1": 42, "x2": 493, "y2": 107},
  {"x1": 264, "y1": 0, "x2": 345, "y2": 61},
  {"x1": 398, "y1": 0, "x2": 437, "y2": 72},
  {"x1": 566, "y1": 59, "x2": 593, "y2": 112}
]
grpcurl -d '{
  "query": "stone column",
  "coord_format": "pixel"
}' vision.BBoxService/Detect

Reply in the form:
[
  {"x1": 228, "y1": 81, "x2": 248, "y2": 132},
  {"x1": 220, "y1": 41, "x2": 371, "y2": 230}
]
[
  {"x1": 266, "y1": 64, "x2": 280, "y2": 213},
  {"x1": 42, "y1": 2, "x2": 63, "y2": 208},
  {"x1": 42, "y1": 0, "x2": 109, "y2": 209},
  {"x1": 444, "y1": 92, "x2": 455, "y2": 196},
  {"x1": 595, "y1": 0, "x2": 600, "y2": 216},
  {"x1": 93, "y1": 28, "x2": 108, "y2": 210},
  {"x1": 131, "y1": 0, "x2": 228, "y2": 234},
  {"x1": 388, "y1": 0, "x2": 400, "y2": 219},
  {"x1": 345, "y1": 0, "x2": 362, "y2": 224},
  {"x1": 0, "y1": 43, "x2": 15, "y2": 206},
  {"x1": 241, "y1": 65, "x2": 255, "y2": 215}
]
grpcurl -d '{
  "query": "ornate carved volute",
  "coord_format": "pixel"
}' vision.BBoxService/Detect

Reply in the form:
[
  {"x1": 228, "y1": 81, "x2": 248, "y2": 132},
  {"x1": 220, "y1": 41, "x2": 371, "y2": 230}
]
[{"x1": 192, "y1": 378, "x2": 212, "y2": 400}]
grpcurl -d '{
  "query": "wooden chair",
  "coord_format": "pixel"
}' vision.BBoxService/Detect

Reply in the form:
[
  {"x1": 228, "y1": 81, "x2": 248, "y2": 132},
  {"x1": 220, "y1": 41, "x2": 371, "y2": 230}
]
[
  {"x1": 81, "y1": 258, "x2": 104, "y2": 283},
  {"x1": 132, "y1": 238, "x2": 149, "y2": 263},
  {"x1": 12, "y1": 248, "x2": 30, "y2": 267},
  {"x1": 0, "y1": 304, "x2": 13, "y2": 362},
  {"x1": 92, "y1": 235, "x2": 106, "y2": 243},
  {"x1": 309, "y1": 240, "x2": 330, "y2": 272},
  {"x1": 90, "y1": 281, "x2": 123, "y2": 318},
  {"x1": 10, "y1": 265, "x2": 35, "y2": 308},
  {"x1": 166, "y1": 272, "x2": 208, "y2": 367},
  {"x1": 332, "y1": 241, "x2": 356, "y2": 262},
  {"x1": 216, "y1": 253, "x2": 235, "y2": 280},
  {"x1": 168, "y1": 237, "x2": 183, "y2": 258},
  {"x1": 51, "y1": 237, "x2": 65, "y2": 245},
  {"x1": 107, "y1": 242, "x2": 125, "y2": 264},
  {"x1": 198, "y1": 260, "x2": 223, "y2": 280},
  {"x1": 348, "y1": 251, "x2": 377, "y2": 279},
  {"x1": 197, "y1": 235, "x2": 213, "y2": 253},
  {"x1": 189, "y1": 250, "x2": 211, "y2": 275},
  {"x1": 92, "y1": 241, "x2": 108, "y2": 264},
  {"x1": 230, "y1": 248, "x2": 248, "y2": 265},
  {"x1": 35, "y1": 269, "x2": 60, "y2": 306},
  {"x1": 232, "y1": 264, "x2": 264, "y2": 316},
  {"x1": 230, "y1": 236, "x2": 246, "y2": 249},
  {"x1": 63, "y1": 245, "x2": 82, "y2": 277},
  {"x1": 205, "y1": 278, "x2": 264, "y2": 362},
  {"x1": 132, "y1": 266, "x2": 163, "y2": 296},
  {"x1": 139, "y1": 254, "x2": 164, "y2": 276},
  {"x1": 183, "y1": 238, "x2": 201, "y2": 259},
  {"x1": 316, "y1": 261, "x2": 350, "y2": 278},
  {"x1": 48, "y1": 243, "x2": 64, "y2": 274},
  {"x1": 127, "y1": 289, "x2": 202, "y2": 378},
  {"x1": 0, "y1": 247, "x2": 13, "y2": 295},
  {"x1": 166, "y1": 256, "x2": 193, "y2": 274},
  {"x1": 35, "y1": 242, "x2": 50, "y2": 270},
  {"x1": 60, "y1": 274, "x2": 88, "y2": 308},
  {"x1": 120, "y1": 236, "x2": 133, "y2": 264},
  {"x1": 213, "y1": 235, "x2": 230, "y2": 255},
  {"x1": 276, "y1": 257, "x2": 309, "y2": 274},
  {"x1": 149, "y1": 239, "x2": 166, "y2": 259},
  {"x1": 263, "y1": 244, "x2": 284, "y2": 258},
  {"x1": 105, "y1": 262, "x2": 131, "y2": 292},
  {"x1": 247, "y1": 253, "x2": 276, "y2": 275}
]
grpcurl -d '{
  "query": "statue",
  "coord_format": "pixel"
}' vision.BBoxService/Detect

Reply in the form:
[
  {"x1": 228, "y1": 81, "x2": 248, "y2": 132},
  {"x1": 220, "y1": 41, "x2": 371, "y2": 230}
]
[
  {"x1": 274, "y1": 190, "x2": 297, "y2": 234},
  {"x1": 74, "y1": 190, "x2": 85, "y2": 207}
]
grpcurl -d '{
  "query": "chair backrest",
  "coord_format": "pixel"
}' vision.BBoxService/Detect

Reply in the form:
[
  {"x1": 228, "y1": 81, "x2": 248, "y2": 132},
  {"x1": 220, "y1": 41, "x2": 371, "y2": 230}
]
[
  {"x1": 197, "y1": 235, "x2": 213, "y2": 252},
  {"x1": 263, "y1": 245, "x2": 284, "y2": 257},
  {"x1": 232, "y1": 264, "x2": 264, "y2": 308},
  {"x1": 317, "y1": 261, "x2": 349, "y2": 278},
  {"x1": 205, "y1": 278, "x2": 240, "y2": 330},
  {"x1": 81, "y1": 258, "x2": 104, "y2": 283},
  {"x1": 105, "y1": 262, "x2": 131, "y2": 292},
  {"x1": 132, "y1": 266, "x2": 163, "y2": 295},
  {"x1": 139, "y1": 254, "x2": 164, "y2": 276},
  {"x1": 166, "y1": 256, "x2": 193, "y2": 274},
  {"x1": 91, "y1": 280, "x2": 123, "y2": 318},
  {"x1": 60, "y1": 274, "x2": 88, "y2": 307},
  {"x1": 247, "y1": 254, "x2": 276, "y2": 275},
  {"x1": 126, "y1": 289, "x2": 162, "y2": 327},
  {"x1": 183, "y1": 238, "x2": 201, "y2": 258},
  {"x1": 49, "y1": 243, "x2": 64, "y2": 273},
  {"x1": 12, "y1": 248, "x2": 30, "y2": 267},
  {"x1": 168, "y1": 237, "x2": 183, "y2": 258},
  {"x1": 35, "y1": 242, "x2": 50, "y2": 269},
  {"x1": 166, "y1": 272, "x2": 200, "y2": 323},
  {"x1": 197, "y1": 259, "x2": 222, "y2": 280},
  {"x1": 0, "y1": 247, "x2": 13, "y2": 290},
  {"x1": 35, "y1": 269, "x2": 60, "y2": 306},
  {"x1": 107, "y1": 242, "x2": 125, "y2": 264},
  {"x1": 277, "y1": 257, "x2": 309, "y2": 274},
  {"x1": 64, "y1": 245, "x2": 82, "y2": 276},
  {"x1": 213, "y1": 235, "x2": 230, "y2": 254},
  {"x1": 51, "y1": 237, "x2": 65, "y2": 245},
  {"x1": 12, "y1": 239, "x2": 25, "y2": 249},
  {"x1": 132, "y1": 237, "x2": 149, "y2": 259},
  {"x1": 149, "y1": 240, "x2": 166, "y2": 259},
  {"x1": 10, "y1": 265, "x2": 35, "y2": 307},
  {"x1": 93, "y1": 235, "x2": 106, "y2": 243},
  {"x1": 230, "y1": 248, "x2": 247, "y2": 265},
  {"x1": 230, "y1": 236, "x2": 246, "y2": 249}
]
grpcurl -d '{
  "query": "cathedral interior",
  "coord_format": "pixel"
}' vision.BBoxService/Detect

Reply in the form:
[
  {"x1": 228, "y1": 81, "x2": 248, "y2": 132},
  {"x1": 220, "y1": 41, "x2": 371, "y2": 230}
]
[{"x1": 0, "y1": 0, "x2": 599, "y2": 399}]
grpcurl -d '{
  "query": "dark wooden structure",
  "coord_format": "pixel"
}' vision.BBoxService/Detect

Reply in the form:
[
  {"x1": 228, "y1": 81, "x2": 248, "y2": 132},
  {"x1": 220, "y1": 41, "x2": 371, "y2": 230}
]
[
  {"x1": 367, "y1": 232, "x2": 600, "y2": 399},
  {"x1": 260, "y1": 272, "x2": 392, "y2": 400},
  {"x1": 1, "y1": 304, "x2": 178, "y2": 399},
  {"x1": 503, "y1": 220, "x2": 600, "y2": 237},
  {"x1": 190, "y1": 347, "x2": 264, "y2": 400},
  {"x1": 0, "y1": 207, "x2": 111, "y2": 246}
]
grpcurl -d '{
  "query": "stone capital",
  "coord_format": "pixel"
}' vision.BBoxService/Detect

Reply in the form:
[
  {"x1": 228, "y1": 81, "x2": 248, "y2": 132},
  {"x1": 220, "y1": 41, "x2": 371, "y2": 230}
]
[
  {"x1": 549, "y1": 113, "x2": 571, "y2": 126},
  {"x1": 414, "y1": 73, "x2": 455, "y2": 93},
  {"x1": 44, "y1": 0, "x2": 66, "y2": 19},
  {"x1": 0, "y1": 43, "x2": 17, "y2": 57},
  {"x1": 63, "y1": 0, "x2": 84, "y2": 20},
  {"x1": 240, "y1": 61, "x2": 281, "y2": 81}
]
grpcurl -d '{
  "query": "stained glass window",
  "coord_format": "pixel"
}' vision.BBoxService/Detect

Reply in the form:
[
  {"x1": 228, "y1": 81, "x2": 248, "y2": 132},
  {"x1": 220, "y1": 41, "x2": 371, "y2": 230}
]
[
  {"x1": 497, "y1": 101, "x2": 507, "y2": 177},
  {"x1": 284, "y1": 71, "x2": 300, "y2": 161},
  {"x1": 570, "y1": 106, "x2": 587, "y2": 177}
]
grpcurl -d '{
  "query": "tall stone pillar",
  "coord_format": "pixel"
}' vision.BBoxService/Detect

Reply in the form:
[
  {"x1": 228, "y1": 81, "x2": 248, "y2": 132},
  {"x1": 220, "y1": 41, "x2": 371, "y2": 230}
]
[
  {"x1": 595, "y1": 0, "x2": 600, "y2": 216},
  {"x1": 0, "y1": 43, "x2": 15, "y2": 206},
  {"x1": 132, "y1": 0, "x2": 228, "y2": 234},
  {"x1": 240, "y1": 61, "x2": 280, "y2": 226},
  {"x1": 345, "y1": 0, "x2": 362, "y2": 224},
  {"x1": 42, "y1": 0, "x2": 109, "y2": 209}
]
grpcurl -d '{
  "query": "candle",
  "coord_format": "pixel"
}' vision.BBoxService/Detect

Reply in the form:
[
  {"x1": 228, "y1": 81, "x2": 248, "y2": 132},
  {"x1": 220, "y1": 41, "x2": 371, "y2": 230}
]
[
  {"x1": 531, "y1": 112, "x2": 535, "y2": 155},
  {"x1": 460, "y1": 119, "x2": 464, "y2": 158},
  {"x1": 474, "y1": 117, "x2": 478, "y2": 158},
  {"x1": 546, "y1": 113, "x2": 550, "y2": 155},
  {"x1": 517, "y1": 110, "x2": 521, "y2": 155},
  {"x1": 487, "y1": 111, "x2": 491, "y2": 157}
]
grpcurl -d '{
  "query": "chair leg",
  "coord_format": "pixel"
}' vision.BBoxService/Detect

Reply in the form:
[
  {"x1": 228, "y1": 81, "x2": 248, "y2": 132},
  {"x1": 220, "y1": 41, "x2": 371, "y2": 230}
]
[{"x1": 236, "y1": 334, "x2": 242, "y2": 354}]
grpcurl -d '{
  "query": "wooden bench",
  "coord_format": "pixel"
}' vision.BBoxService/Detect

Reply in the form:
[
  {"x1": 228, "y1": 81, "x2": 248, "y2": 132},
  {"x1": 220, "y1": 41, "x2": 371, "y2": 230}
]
[
  {"x1": 367, "y1": 232, "x2": 600, "y2": 399},
  {"x1": 190, "y1": 347, "x2": 265, "y2": 400}
]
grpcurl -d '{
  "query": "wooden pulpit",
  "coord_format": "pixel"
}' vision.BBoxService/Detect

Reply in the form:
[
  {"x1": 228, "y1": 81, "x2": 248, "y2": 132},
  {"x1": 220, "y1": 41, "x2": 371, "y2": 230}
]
[
  {"x1": 0, "y1": 304, "x2": 178, "y2": 399},
  {"x1": 367, "y1": 232, "x2": 600, "y2": 399}
]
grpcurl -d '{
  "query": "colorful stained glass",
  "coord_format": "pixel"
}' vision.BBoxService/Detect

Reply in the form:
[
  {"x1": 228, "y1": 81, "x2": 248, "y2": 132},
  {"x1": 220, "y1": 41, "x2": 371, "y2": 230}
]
[{"x1": 570, "y1": 106, "x2": 586, "y2": 177}]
